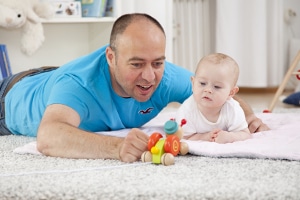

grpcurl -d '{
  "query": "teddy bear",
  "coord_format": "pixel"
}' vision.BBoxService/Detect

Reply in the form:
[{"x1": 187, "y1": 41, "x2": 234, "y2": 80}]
[
  {"x1": 0, "y1": 4, "x2": 26, "y2": 28},
  {"x1": 0, "y1": 0, "x2": 55, "y2": 56}
]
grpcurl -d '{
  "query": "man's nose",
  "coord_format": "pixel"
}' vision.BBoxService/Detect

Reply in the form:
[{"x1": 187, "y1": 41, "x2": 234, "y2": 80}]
[{"x1": 142, "y1": 65, "x2": 155, "y2": 82}]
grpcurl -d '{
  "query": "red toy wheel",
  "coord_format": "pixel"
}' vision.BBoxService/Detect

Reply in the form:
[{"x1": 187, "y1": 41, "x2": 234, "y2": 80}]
[
  {"x1": 164, "y1": 135, "x2": 180, "y2": 156},
  {"x1": 148, "y1": 132, "x2": 163, "y2": 151},
  {"x1": 297, "y1": 70, "x2": 300, "y2": 80}
]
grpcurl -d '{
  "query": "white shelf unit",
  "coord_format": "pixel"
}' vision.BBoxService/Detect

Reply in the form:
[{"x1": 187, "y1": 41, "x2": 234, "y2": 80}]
[
  {"x1": 42, "y1": 17, "x2": 116, "y2": 24},
  {"x1": 0, "y1": 17, "x2": 116, "y2": 73}
]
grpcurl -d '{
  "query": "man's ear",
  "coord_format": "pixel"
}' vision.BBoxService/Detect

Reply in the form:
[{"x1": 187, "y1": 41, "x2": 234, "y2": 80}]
[
  {"x1": 229, "y1": 86, "x2": 239, "y2": 97},
  {"x1": 105, "y1": 46, "x2": 115, "y2": 66}
]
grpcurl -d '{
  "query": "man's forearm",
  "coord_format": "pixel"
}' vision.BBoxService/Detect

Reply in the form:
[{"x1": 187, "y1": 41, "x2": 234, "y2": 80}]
[{"x1": 37, "y1": 122, "x2": 122, "y2": 160}]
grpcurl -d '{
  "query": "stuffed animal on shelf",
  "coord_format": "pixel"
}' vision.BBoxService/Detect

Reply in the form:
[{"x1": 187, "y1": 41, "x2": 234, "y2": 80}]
[
  {"x1": 141, "y1": 119, "x2": 189, "y2": 166},
  {"x1": 0, "y1": 0, "x2": 55, "y2": 56},
  {"x1": 0, "y1": 4, "x2": 26, "y2": 28}
]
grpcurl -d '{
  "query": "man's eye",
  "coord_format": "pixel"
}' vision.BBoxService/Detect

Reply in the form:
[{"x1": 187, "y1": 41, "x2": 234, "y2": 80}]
[
  {"x1": 131, "y1": 63, "x2": 143, "y2": 68},
  {"x1": 152, "y1": 62, "x2": 163, "y2": 68}
]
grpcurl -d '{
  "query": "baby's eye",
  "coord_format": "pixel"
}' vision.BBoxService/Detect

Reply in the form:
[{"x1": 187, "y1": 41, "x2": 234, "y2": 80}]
[
  {"x1": 214, "y1": 85, "x2": 222, "y2": 89},
  {"x1": 199, "y1": 82, "x2": 206, "y2": 86}
]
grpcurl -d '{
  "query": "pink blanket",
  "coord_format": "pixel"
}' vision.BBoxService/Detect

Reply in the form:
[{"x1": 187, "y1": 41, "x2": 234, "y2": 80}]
[
  {"x1": 185, "y1": 113, "x2": 300, "y2": 160},
  {"x1": 14, "y1": 113, "x2": 300, "y2": 161}
]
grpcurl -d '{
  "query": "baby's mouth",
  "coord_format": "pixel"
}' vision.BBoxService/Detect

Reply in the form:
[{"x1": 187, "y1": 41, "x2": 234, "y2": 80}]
[{"x1": 203, "y1": 96, "x2": 212, "y2": 101}]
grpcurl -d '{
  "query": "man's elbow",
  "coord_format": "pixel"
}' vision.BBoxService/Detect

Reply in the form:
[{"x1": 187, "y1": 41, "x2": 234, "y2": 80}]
[{"x1": 36, "y1": 129, "x2": 51, "y2": 156}]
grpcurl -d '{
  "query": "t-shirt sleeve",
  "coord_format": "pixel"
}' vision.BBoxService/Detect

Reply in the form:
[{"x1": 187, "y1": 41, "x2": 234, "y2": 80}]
[
  {"x1": 163, "y1": 61, "x2": 193, "y2": 103},
  {"x1": 226, "y1": 99, "x2": 249, "y2": 132},
  {"x1": 46, "y1": 75, "x2": 92, "y2": 121}
]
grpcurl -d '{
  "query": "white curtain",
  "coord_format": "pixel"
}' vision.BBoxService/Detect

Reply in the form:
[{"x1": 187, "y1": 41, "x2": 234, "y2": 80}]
[
  {"x1": 215, "y1": 0, "x2": 283, "y2": 87},
  {"x1": 173, "y1": 0, "x2": 207, "y2": 72}
]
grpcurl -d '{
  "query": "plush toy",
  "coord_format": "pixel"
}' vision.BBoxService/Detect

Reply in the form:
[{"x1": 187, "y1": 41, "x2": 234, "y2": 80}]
[
  {"x1": 0, "y1": 4, "x2": 26, "y2": 28},
  {"x1": 0, "y1": 0, "x2": 55, "y2": 56}
]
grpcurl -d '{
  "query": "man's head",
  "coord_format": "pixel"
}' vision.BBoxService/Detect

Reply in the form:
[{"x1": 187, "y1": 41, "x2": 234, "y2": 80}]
[
  {"x1": 106, "y1": 13, "x2": 166, "y2": 102},
  {"x1": 192, "y1": 53, "x2": 240, "y2": 109}
]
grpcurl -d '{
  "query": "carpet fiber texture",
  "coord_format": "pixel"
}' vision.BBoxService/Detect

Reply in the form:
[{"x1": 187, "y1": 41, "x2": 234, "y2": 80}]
[{"x1": 1, "y1": 109, "x2": 300, "y2": 199}]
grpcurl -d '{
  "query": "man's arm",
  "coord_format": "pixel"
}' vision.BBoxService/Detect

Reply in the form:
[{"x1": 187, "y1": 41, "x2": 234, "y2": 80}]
[
  {"x1": 233, "y1": 95, "x2": 270, "y2": 133},
  {"x1": 36, "y1": 104, "x2": 149, "y2": 162}
]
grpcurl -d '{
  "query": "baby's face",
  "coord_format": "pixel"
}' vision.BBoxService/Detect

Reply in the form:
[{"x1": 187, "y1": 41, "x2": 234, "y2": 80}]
[{"x1": 192, "y1": 62, "x2": 235, "y2": 109}]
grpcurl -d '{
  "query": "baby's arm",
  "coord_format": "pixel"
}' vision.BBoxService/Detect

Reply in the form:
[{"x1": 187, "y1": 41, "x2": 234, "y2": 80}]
[
  {"x1": 214, "y1": 128, "x2": 251, "y2": 144},
  {"x1": 183, "y1": 129, "x2": 221, "y2": 142}
]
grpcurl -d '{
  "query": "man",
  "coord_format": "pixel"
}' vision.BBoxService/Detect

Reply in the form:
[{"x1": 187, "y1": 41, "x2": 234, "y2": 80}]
[{"x1": 0, "y1": 13, "x2": 269, "y2": 162}]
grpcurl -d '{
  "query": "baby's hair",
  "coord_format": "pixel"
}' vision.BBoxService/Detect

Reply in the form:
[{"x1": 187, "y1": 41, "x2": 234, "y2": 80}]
[{"x1": 196, "y1": 53, "x2": 240, "y2": 86}]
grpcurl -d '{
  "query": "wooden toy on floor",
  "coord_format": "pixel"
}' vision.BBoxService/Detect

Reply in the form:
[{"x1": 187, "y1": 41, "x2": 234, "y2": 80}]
[
  {"x1": 141, "y1": 119, "x2": 188, "y2": 166},
  {"x1": 264, "y1": 50, "x2": 300, "y2": 113}
]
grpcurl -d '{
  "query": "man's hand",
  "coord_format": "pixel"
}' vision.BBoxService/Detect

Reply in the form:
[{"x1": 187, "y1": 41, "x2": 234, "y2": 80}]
[
  {"x1": 118, "y1": 128, "x2": 149, "y2": 163},
  {"x1": 234, "y1": 95, "x2": 270, "y2": 133},
  {"x1": 246, "y1": 114, "x2": 270, "y2": 133}
]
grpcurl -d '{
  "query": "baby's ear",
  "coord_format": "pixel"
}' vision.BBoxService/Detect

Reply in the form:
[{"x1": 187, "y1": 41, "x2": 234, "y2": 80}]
[{"x1": 229, "y1": 86, "x2": 239, "y2": 97}]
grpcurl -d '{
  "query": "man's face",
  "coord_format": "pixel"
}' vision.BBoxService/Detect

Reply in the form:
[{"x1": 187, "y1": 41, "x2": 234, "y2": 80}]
[{"x1": 107, "y1": 20, "x2": 166, "y2": 102}]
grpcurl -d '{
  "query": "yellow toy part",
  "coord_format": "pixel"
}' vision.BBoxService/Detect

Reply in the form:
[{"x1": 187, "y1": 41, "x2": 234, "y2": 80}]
[{"x1": 151, "y1": 139, "x2": 165, "y2": 164}]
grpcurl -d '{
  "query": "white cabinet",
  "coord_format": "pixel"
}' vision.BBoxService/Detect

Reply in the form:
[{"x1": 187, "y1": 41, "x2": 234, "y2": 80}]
[{"x1": 0, "y1": 18, "x2": 115, "y2": 73}]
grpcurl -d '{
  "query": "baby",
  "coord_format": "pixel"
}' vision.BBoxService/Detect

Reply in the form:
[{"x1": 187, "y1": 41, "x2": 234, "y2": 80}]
[{"x1": 176, "y1": 53, "x2": 251, "y2": 143}]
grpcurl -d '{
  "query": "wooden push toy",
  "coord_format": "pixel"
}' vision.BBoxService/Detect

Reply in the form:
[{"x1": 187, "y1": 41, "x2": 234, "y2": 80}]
[
  {"x1": 263, "y1": 51, "x2": 300, "y2": 113},
  {"x1": 141, "y1": 119, "x2": 188, "y2": 166}
]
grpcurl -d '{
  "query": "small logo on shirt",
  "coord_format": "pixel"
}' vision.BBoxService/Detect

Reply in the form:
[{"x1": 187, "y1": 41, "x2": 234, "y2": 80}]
[{"x1": 139, "y1": 107, "x2": 154, "y2": 114}]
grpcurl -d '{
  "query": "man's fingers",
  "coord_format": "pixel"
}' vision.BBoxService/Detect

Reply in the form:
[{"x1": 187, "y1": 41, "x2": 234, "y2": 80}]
[
  {"x1": 247, "y1": 114, "x2": 270, "y2": 133},
  {"x1": 129, "y1": 128, "x2": 149, "y2": 151},
  {"x1": 256, "y1": 123, "x2": 270, "y2": 133},
  {"x1": 119, "y1": 128, "x2": 149, "y2": 162}
]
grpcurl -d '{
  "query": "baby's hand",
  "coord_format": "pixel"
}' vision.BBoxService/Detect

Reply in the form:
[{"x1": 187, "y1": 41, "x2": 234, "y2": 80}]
[
  {"x1": 214, "y1": 130, "x2": 233, "y2": 144},
  {"x1": 209, "y1": 129, "x2": 221, "y2": 142}
]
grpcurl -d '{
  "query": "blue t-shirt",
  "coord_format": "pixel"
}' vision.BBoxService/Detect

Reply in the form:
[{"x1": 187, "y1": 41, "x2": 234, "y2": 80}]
[{"x1": 5, "y1": 45, "x2": 193, "y2": 137}]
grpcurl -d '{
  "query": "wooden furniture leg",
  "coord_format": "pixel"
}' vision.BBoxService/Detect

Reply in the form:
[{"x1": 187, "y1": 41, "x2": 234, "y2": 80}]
[{"x1": 265, "y1": 50, "x2": 300, "y2": 112}]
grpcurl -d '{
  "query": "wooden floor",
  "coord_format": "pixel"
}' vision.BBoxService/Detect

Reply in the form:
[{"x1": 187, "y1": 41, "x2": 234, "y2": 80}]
[
  {"x1": 238, "y1": 92, "x2": 293, "y2": 112},
  {"x1": 237, "y1": 90, "x2": 296, "y2": 112}
]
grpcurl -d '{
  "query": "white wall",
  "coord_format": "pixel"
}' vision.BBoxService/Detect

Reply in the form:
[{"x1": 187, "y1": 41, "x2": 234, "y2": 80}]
[
  {"x1": 282, "y1": 0, "x2": 300, "y2": 89},
  {"x1": 0, "y1": 22, "x2": 113, "y2": 73}
]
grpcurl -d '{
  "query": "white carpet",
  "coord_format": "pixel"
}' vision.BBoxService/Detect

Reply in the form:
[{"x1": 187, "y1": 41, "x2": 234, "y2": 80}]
[
  {"x1": 1, "y1": 108, "x2": 300, "y2": 199},
  {"x1": 14, "y1": 112, "x2": 300, "y2": 161}
]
